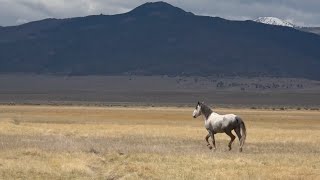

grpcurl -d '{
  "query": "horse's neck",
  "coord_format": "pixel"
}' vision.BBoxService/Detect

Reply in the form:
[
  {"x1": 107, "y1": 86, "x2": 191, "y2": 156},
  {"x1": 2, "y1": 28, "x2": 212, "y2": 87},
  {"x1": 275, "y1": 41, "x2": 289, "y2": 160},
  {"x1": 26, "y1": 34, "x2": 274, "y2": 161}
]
[{"x1": 203, "y1": 111, "x2": 219, "y2": 121}]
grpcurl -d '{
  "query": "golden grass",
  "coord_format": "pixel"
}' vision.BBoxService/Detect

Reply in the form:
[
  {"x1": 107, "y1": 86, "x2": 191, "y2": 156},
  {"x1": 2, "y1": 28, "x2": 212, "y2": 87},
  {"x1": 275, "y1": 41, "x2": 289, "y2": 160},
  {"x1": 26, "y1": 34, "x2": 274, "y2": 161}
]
[{"x1": 0, "y1": 105, "x2": 319, "y2": 179}]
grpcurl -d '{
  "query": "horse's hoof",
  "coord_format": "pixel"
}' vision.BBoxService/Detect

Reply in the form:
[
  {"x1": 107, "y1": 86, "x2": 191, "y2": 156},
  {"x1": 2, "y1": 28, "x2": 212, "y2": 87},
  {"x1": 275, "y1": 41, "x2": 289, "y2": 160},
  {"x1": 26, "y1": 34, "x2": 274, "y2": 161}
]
[
  {"x1": 208, "y1": 146, "x2": 213, "y2": 150},
  {"x1": 239, "y1": 148, "x2": 243, "y2": 152}
]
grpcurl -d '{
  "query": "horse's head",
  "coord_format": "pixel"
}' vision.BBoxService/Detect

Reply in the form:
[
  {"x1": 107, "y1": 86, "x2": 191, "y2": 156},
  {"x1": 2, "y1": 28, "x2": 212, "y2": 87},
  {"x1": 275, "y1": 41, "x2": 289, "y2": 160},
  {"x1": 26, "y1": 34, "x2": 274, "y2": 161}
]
[{"x1": 193, "y1": 101, "x2": 203, "y2": 118}]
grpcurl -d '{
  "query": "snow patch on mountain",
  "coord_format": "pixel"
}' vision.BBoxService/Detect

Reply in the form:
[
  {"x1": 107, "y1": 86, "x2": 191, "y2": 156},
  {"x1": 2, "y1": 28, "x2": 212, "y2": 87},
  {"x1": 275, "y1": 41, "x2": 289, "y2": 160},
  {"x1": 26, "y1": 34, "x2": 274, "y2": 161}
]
[{"x1": 254, "y1": 17, "x2": 295, "y2": 27}]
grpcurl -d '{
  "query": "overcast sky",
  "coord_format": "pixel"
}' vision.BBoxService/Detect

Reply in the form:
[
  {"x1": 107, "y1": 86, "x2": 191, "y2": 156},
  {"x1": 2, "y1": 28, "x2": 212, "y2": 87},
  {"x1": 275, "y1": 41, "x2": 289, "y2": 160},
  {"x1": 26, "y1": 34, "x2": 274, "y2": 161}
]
[{"x1": 1, "y1": 0, "x2": 319, "y2": 27}]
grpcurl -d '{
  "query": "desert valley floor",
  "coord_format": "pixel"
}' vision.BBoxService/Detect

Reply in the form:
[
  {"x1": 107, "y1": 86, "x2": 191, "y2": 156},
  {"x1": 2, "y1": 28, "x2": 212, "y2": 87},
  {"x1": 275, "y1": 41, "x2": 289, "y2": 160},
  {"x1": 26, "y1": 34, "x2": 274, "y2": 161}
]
[{"x1": 0, "y1": 105, "x2": 319, "y2": 179}]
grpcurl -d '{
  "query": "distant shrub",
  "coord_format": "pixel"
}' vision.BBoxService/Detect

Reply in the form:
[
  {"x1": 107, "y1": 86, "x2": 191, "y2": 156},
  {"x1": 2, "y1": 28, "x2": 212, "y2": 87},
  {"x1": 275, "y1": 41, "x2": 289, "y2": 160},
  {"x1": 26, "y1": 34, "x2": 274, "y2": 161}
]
[
  {"x1": 280, "y1": 107, "x2": 286, "y2": 111},
  {"x1": 296, "y1": 107, "x2": 301, "y2": 110},
  {"x1": 250, "y1": 107, "x2": 257, "y2": 109},
  {"x1": 89, "y1": 148, "x2": 99, "y2": 154},
  {"x1": 12, "y1": 119, "x2": 20, "y2": 125},
  {"x1": 216, "y1": 81, "x2": 224, "y2": 88},
  {"x1": 194, "y1": 77, "x2": 198, "y2": 83}
]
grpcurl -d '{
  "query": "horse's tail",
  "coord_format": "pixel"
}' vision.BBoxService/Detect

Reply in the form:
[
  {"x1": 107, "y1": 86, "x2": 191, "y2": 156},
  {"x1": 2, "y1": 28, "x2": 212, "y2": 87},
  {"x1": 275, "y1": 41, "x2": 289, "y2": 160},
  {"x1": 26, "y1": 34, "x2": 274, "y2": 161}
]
[
  {"x1": 237, "y1": 116, "x2": 247, "y2": 151},
  {"x1": 240, "y1": 120, "x2": 246, "y2": 147}
]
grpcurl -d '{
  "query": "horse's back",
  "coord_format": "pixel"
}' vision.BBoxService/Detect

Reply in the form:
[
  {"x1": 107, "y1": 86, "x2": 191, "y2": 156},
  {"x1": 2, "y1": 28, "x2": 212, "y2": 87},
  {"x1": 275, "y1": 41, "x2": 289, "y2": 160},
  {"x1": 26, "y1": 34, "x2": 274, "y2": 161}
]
[
  {"x1": 223, "y1": 113, "x2": 237, "y2": 119},
  {"x1": 219, "y1": 114, "x2": 239, "y2": 132},
  {"x1": 208, "y1": 113, "x2": 237, "y2": 133}
]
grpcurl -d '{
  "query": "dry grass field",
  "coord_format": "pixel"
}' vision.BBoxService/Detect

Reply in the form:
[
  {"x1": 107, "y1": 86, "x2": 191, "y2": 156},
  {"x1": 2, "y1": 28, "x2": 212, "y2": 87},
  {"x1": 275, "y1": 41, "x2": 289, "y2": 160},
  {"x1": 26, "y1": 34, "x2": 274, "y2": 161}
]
[{"x1": 0, "y1": 105, "x2": 319, "y2": 179}]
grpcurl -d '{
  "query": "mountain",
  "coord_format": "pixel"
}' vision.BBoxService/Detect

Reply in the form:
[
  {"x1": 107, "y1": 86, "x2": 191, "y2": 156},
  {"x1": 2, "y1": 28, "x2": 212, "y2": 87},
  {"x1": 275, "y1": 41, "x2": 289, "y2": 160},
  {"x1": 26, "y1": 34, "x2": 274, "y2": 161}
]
[
  {"x1": 0, "y1": 1, "x2": 320, "y2": 80},
  {"x1": 253, "y1": 17, "x2": 320, "y2": 36},
  {"x1": 254, "y1": 17, "x2": 295, "y2": 27}
]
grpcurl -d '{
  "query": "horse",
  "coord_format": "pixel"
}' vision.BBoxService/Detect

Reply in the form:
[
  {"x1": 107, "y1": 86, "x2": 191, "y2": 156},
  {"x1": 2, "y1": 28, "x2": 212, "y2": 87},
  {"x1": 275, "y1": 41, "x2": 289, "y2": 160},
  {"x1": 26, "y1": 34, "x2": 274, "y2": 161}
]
[{"x1": 192, "y1": 102, "x2": 247, "y2": 152}]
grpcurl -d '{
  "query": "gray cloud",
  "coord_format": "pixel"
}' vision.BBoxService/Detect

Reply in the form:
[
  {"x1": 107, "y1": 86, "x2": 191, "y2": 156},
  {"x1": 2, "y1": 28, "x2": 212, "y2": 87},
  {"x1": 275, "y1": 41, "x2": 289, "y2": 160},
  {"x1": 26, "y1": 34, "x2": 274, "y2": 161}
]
[{"x1": 0, "y1": 0, "x2": 319, "y2": 27}]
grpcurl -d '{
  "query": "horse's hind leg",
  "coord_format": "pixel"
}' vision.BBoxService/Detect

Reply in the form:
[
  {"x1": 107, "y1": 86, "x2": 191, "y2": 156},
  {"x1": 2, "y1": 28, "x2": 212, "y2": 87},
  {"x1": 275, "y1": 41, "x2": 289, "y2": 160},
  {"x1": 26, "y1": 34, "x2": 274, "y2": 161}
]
[
  {"x1": 235, "y1": 127, "x2": 242, "y2": 152},
  {"x1": 211, "y1": 132, "x2": 216, "y2": 150},
  {"x1": 225, "y1": 131, "x2": 235, "y2": 151},
  {"x1": 205, "y1": 134, "x2": 212, "y2": 149}
]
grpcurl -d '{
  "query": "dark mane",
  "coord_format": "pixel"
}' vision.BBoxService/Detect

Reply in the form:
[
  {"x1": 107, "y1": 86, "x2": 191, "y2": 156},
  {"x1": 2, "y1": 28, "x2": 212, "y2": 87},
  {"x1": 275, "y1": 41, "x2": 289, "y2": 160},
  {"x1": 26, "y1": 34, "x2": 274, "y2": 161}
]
[{"x1": 200, "y1": 103, "x2": 213, "y2": 119}]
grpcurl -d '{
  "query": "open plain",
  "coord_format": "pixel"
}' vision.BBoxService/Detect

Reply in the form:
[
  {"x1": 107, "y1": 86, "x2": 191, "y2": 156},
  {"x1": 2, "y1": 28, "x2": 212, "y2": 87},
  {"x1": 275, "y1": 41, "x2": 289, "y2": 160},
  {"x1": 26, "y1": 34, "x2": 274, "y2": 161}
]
[
  {"x1": 0, "y1": 105, "x2": 319, "y2": 179},
  {"x1": 0, "y1": 75, "x2": 320, "y2": 108}
]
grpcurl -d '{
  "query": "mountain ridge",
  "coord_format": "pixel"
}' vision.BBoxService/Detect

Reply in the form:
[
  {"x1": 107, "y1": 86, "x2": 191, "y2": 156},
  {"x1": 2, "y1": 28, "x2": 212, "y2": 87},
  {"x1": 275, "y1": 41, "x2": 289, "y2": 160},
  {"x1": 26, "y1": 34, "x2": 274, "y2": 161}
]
[
  {"x1": 253, "y1": 16, "x2": 320, "y2": 35},
  {"x1": 0, "y1": 2, "x2": 320, "y2": 80},
  {"x1": 128, "y1": 1, "x2": 194, "y2": 16}
]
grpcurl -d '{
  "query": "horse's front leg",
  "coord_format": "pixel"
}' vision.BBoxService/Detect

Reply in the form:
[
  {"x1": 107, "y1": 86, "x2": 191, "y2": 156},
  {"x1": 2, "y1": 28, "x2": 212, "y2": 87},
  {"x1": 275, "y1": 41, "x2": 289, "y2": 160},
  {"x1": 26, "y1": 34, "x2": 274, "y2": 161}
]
[{"x1": 205, "y1": 134, "x2": 212, "y2": 149}]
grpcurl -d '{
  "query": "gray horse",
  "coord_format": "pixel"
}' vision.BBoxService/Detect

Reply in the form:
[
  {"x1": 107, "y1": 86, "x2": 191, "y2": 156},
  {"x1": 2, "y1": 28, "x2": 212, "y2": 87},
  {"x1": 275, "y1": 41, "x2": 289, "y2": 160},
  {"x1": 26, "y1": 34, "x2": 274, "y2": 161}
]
[{"x1": 193, "y1": 102, "x2": 247, "y2": 152}]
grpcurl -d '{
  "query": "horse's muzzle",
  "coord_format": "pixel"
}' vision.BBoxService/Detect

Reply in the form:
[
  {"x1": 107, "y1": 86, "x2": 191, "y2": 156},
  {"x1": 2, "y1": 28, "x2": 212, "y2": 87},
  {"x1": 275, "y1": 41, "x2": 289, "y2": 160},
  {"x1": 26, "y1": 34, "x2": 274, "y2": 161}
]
[{"x1": 193, "y1": 115, "x2": 196, "y2": 118}]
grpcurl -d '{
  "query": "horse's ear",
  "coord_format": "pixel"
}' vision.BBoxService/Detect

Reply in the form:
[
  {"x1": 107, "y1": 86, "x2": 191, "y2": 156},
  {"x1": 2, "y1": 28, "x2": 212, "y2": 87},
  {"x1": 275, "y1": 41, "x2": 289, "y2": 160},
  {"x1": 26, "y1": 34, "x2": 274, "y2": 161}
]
[{"x1": 197, "y1": 101, "x2": 200, "y2": 105}]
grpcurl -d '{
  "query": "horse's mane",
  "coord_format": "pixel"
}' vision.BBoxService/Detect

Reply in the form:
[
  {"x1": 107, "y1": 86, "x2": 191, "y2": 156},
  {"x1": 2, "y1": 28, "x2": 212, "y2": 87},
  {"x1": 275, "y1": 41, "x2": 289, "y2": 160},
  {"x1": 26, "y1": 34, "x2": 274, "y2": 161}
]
[{"x1": 200, "y1": 103, "x2": 213, "y2": 119}]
